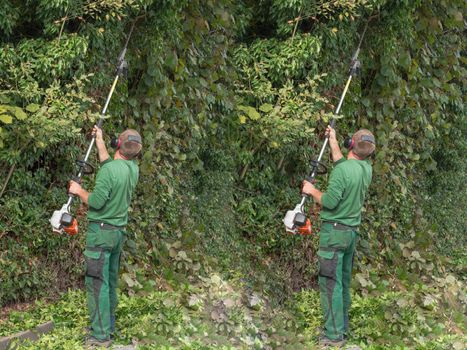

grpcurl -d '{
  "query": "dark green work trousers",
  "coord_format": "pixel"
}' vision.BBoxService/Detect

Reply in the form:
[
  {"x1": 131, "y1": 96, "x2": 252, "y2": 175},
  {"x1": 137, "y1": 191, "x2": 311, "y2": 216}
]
[
  {"x1": 84, "y1": 223, "x2": 125, "y2": 341},
  {"x1": 318, "y1": 222, "x2": 358, "y2": 341}
]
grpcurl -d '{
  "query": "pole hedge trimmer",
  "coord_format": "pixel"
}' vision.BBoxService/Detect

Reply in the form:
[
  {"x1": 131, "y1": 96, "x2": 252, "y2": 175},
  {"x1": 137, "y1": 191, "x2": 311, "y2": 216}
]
[
  {"x1": 50, "y1": 22, "x2": 136, "y2": 235},
  {"x1": 283, "y1": 22, "x2": 369, "y2": 235}
]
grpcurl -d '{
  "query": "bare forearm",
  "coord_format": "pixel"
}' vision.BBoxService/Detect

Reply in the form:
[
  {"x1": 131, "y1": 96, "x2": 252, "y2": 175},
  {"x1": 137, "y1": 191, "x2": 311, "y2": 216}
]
[
  {"x1": 329, "y1": 138, "x2": 343, "y2": 162},
  {"x1": 96, "y1": 140, "x2": 110, "y2": 163},
  {"x1": 309, "y1": 187, "x2": 323, "y2": 205},
  {"x1": 76, "y1": 188, "x2": 90, "y2": 204}
]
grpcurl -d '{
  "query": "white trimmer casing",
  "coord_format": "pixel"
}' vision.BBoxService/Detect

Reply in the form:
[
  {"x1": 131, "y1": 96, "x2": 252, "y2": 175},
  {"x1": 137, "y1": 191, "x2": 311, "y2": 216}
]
[
  {"x1": 50, "y1": 204, "x2": 68, "y2": 233},
  {"x1": 283, "y1": 203, "x2": 303, "y2": 234}
]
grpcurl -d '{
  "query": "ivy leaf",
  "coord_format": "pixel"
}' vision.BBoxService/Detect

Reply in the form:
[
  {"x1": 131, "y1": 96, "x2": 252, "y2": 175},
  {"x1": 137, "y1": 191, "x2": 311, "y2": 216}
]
[
  {"x1": 211, "y1": 274, "x2": 221, "y2": 285},
  {"x1": 247, "y1": 107, "x2": 260, "y2": 120},
  {"x1": 400, "y1": 52, "x2": 411, "y2": 69},
  {"x1": 187, "y1": 295, "x2": 202, "y2": 310},
  {"x1": 25, "y1": 104, "x2": 40, "y2": 113},
  {"x1": 14, "y1": 107, "x2": 27, "y2": 120},
  {"x1": 169, "y1": 247, "x2": 177, "y2": 258},
  {"x1": 166, "y1": 51, "x2": 178, "y2": 71},
  {"x1": 422, "y1": 295, "x2": 437, "y2": 309},
  {"x1": 188, "y1": 295, "x2": 200, "y2": 307},
  {"x1": 177, "y1": 250, "x2": 188, "y2": 260},
  {"x1": 381, "y1": 65, "x2": 393, "y2": 77},
  {"x1": 0, "y1": 114, "x2": 13, "y2": 124},
  {"x1": 259, "y1": 103, "x2": 273, "y2": 113},
  {"x1": 122, "y1": 273, "x2": 136, "y2": 288},
  {"x1": 402, "y1": 248, "x2": 411, "y2": 258},
  {"x1": 356, "y1": 273, "x2": 369, "y2": 287},
  {"x1": 238, "y1": 105, "x2": 260, "y2": 120},
  {"x1": 248, "y1": 294, "x2": 262, "y2": 310}
]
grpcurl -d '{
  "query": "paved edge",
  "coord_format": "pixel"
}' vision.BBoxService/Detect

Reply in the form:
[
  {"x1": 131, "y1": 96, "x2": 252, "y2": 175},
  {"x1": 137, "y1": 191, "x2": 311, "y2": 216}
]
[{"x1": 0, "y1": 321, "x2": 54, "y2": 350}]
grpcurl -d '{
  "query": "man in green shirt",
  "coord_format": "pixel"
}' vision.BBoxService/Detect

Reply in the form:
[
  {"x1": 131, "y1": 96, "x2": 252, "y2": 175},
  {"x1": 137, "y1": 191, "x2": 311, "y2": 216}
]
[
  {"x1": 69, "y1": 126, "x2": 141, "y2": 348},
  {"x1": 302, "y1": 125, "x2": 375, "y2": 348}
]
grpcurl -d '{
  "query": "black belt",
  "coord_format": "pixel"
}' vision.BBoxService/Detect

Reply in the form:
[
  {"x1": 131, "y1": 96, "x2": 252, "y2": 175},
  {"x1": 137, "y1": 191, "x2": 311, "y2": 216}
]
[
  {"x1": 322, "y1": 221, "x2": 357, "y2": 231},
  {"x1": 90, "y1": 221, "x2": 125, "y2": 231}
]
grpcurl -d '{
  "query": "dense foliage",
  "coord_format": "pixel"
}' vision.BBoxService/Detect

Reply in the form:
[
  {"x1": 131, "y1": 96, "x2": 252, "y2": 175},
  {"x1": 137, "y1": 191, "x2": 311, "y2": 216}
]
[{"x1": 0, "y1": 0, "x2": 465, "y2": 348}]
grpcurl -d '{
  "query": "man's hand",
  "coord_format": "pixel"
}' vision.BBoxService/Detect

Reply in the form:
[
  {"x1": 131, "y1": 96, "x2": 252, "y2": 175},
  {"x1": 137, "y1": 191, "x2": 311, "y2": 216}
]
[
  {"x1": 68, "y1": 180, "x2": 89, "y2": 204},
  {"x1": 92, "y1": 125, "x2": 110, "y2": 163},
  {"x1": 325, "y1": 125, "x2": 337, "y2": 142},
  {"x1": 68, "y1": 180, "x2": 83, "y2": 196},
  {"x1": 325, "y1": 125, "x2": 343, "y2": 162},
  {"x1": 92, "y1": 125, "x2": 104, "y2": 144},
  {"x1": 301, "y1": 180, "x2": 323, "y2": 204},
  {"x1": 301, "y1": 180, "x2": 315, "y2": 196}
]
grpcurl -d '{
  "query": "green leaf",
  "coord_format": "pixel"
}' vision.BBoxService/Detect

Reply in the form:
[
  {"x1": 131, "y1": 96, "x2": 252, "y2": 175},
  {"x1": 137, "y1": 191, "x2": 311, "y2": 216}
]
[
  {"x1": 25, "y1": 104, "x2": 40, "y2": 113},
  {"x1": 177, "y1": 251, "x2": 188, "y2": 260},
  {"x1": 259, "y1": 103, "x2": 273, "y2": 113},
  {"x1": 0, "y1": 114, "x2": 13, "y2": 124},
  {"x1": 14, "y1": 107, "x2": 27, "y2": 120},
  {"x1": 400, "y1": 51, "x2": 411, "y2": 69},
  {"x1": 210, "y1": 274, "x2": 221, "y2": 285},
  {"x1": 166, "y1": 51, "x2": 178, "y2": 71},
  {"x1": 247, "y1": 107, "x2": 260, "y2": 120}
]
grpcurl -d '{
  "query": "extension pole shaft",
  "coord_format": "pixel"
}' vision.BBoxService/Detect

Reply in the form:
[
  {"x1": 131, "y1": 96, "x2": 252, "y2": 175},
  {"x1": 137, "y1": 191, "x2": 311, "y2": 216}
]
[
  {"x1": 311, "y1": 20, "x2": 369, "y2": 178},
  {"x1": 299, "y1": 74, "x2": 354, "y2": 208},
  {"x1": 65, "y1": 74, "x2": 120, "y2": 208},
  {"x1": 64, "y1": 21, "x2": 136, "y2": 210},
  {"x1": 80, "y1": 74, "x2": 120, "y2": 175},
  {"x1": 313, "y1": 74, "x2": 353, "y2": 176},
  {"x1": 298, "y1": 21, "x2": 369, "y2": 209}
]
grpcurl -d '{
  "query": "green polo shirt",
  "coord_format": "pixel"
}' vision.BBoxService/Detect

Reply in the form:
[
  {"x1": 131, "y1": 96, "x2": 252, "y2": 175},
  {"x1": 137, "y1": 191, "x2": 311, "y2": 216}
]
[
  {"x1": 320, "y1": 157, "x2": 372, "y2": 227},
  {"x1": 87, "y1": 158, "x2": 139, "y2": 227}
]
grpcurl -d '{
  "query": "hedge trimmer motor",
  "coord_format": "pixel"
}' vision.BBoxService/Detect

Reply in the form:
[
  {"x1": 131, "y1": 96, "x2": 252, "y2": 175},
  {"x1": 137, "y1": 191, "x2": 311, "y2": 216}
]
[
  {"x1": 50, "y1": 204, "x2": 78, "y2": 235},
  {"x1": 283, "y1": 202, "x2": 312, "y2": 235}
]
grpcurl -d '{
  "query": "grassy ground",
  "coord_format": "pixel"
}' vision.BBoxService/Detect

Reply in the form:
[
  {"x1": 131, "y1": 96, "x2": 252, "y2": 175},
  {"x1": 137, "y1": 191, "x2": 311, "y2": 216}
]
[{"x1": 1, "y1": 267, "x2": 465, "y2": 350}]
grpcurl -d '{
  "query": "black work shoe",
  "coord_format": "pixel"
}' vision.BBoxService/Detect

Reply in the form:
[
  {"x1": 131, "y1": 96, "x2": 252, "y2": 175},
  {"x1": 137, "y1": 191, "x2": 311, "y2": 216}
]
[
  {"x1": 318, "y1": 335, "x2": 347, "y2": 348},
  {"x1": 85, "y1": 336, "x2": 112, "y2": 348}
]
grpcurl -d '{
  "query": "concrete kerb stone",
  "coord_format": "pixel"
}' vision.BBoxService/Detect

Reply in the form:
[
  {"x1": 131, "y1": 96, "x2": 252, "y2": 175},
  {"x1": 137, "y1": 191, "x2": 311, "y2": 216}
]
[{"x1": 0, "y1": 321, "x2": 54, "y2": 350}]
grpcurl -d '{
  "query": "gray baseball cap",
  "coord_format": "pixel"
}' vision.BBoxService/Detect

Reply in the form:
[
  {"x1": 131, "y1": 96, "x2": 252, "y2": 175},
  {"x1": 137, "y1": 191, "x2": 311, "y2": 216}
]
[
  {"x1": 119, "y1": 129, "x2": 142, "y2": 159},
  {"x1": 352, "y1": 129, "x2": 375, "y2": 159}
]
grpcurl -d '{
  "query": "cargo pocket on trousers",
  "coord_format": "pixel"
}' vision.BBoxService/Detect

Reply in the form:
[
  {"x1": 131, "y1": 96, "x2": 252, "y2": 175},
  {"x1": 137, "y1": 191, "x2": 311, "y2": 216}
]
[
  {"x1": 84, "y1": 249, "x2": 104, "y2": 279},
  {"x1": 318, "y1": 250, "x2": 338, "y2": 279}
]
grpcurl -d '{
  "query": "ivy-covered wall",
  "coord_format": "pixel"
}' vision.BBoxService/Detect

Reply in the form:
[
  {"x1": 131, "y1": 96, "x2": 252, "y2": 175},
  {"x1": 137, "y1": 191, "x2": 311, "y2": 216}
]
[{"x1": 0, "y1": 0, "x2": 465, "y2": 326}]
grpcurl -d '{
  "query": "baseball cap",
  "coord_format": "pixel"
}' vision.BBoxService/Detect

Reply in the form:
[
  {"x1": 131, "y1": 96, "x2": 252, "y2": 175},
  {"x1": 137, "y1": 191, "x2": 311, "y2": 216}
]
[
  {"x1": 119, "y1": 129, "x2": 142, "y2": 159},
  {"x1": 352, "y1": 129, "x2": 375, "y2": 159}
]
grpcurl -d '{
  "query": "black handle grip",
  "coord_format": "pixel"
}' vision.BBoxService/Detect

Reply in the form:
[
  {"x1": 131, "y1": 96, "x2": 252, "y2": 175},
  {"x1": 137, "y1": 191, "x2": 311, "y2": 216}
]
[{"x1": 305, "y1": 176, "x2": 315, "y2": 183}]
